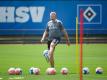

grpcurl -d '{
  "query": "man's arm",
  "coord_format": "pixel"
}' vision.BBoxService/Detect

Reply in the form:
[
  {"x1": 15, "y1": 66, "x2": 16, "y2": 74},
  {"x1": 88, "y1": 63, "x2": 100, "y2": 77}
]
[
  {"x1": 40, "y1": 31, "x2": 48, "y2": 43},
  {"x1": 62, "y1": 29, "x2": 70, "y2": 46},
  {"x1": 59, "y1": 21, "x2": 70, "y2": 46}
]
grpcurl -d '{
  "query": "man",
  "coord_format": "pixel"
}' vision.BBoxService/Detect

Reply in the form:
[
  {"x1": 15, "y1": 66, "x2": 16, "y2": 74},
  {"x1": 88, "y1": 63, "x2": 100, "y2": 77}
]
[{"x1": 41, "y1": 12, "x2": 70, "y2": 68}]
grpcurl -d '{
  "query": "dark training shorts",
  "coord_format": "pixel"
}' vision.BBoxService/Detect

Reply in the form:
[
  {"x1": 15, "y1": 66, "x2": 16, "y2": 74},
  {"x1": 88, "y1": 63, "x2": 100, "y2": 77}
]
[{"x1": 47, "y1": 37, "x2": 60, "y2": 50}]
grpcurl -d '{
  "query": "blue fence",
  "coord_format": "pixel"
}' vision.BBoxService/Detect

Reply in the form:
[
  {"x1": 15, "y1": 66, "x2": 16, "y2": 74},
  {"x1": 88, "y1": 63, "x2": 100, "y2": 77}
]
[{"x1": 0, "y1": 0, "x2": 107, "y2": 35}]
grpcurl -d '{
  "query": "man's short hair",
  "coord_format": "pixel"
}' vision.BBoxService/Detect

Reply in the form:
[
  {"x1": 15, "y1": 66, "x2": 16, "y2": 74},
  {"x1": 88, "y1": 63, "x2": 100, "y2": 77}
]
[{"x1": 50, "y1": 12, "x2": 56, "y2": 16}]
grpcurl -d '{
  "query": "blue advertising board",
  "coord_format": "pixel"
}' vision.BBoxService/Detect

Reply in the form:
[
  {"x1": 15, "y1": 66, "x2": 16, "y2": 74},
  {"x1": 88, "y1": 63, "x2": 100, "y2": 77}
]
[{"x1": 0, "y1": 0, "x2": 107, "y2": 35}]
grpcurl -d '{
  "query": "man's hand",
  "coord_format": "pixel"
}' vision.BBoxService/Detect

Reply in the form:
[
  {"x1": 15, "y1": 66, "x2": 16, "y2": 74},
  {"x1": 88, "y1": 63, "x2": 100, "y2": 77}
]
[
  {"x1": 40, "y1": 38, "x2": 44, "y2": 43},
  {"x1": 62, "y1": 29, "x2": 70, "y2": 46},
  {"x1": 40, "y1": 31, "x2": 48, "y2": 43}
]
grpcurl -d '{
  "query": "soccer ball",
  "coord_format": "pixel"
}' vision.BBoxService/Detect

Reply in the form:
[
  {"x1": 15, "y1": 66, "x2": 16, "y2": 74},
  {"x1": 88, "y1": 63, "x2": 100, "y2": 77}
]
[
  {"x1": 46, "y1": 68, "x2": 56, "y2": 75},
  {"x1": 33, "y1": 68, "x2": 40, "y2": 75},
  {"x1": 29, "y1": 67, "x2": 40, "y2": 75},
  {"x1": 29, "y1": 67, "x2": 35, "y2": 74},
  {"x1": 96, "y1": 67, "x2": 103, "y2": 74},
  {"x1": 15, "y1": 68, "x2": 22, "y2": 75},
  {"x1": 43, "y1": 50, "x2": 49, "y2": 57},
  {"x1": 61, "y1": 67, "x2": 68, "y2": 75},
  {"x1": 8, "y1": 67, "x2": 15, "y2": 75},
  {"x1": 83, "y1": 67, "x2": 89, "y2": 74}
]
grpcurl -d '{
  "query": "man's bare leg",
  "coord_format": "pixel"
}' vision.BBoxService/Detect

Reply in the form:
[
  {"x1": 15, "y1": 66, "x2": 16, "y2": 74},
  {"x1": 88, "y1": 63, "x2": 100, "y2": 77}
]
[{"x1": 49, "y1": 42, "x2": 55, "y2": 67}]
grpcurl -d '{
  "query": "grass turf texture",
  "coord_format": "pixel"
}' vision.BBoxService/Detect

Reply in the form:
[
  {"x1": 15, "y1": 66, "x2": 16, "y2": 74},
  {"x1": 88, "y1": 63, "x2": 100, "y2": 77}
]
[{"x1": 0, "y1": 44, "x2": 107, "y2": 80}]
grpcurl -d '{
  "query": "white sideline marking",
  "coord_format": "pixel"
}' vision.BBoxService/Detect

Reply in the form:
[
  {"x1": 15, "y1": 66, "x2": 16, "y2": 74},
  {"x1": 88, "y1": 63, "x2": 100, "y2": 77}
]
[{"x1": 9, "y1": 77, "x2": 24, "y2": 80}]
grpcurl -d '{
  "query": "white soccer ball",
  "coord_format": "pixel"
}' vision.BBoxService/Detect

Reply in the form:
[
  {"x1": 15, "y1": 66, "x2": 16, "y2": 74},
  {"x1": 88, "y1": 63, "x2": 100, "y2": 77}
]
[
  {"x1": 96, "y1": 67, "x2": 103, "y2": 74},
  {"x1": 43, "y1": 50, "x2": 49, "y2": 57},
  {"x1": 15, "y1": 68, "x2": 22, "y2": 75},
  {"x1": 46, "y1": 68, "x2": 56, "y2": 75},
  {"x1": 61, "y1": 67, "x2": 68, "y2": 75},
  {"x1": 83, "y1": 67, "x2": 89, "y2": 74},
  {"x1": 33, "y1": 68, "x2": 40, "y2": 75},
  {"x1": 29, "y1": 67, "x2": 35, "y2": 74},
  {"x1": 8, "y1": 67, "x2": 15, "y2": 75}
]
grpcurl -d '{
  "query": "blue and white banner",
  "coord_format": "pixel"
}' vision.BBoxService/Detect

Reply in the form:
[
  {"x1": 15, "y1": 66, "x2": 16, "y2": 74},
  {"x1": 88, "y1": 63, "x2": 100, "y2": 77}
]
[
  {"x1": 0, "y1": 0, "x2": 107, "y2": 35},
  {"x1": 77, "y1": 4, "x2": 102, "y2": 24}
]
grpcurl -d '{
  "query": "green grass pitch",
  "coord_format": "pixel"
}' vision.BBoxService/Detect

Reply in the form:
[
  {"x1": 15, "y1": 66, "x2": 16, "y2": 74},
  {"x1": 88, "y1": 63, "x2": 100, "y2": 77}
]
[{"x1": 0, "y1": 44, "x2": 107, "y2": 80}]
